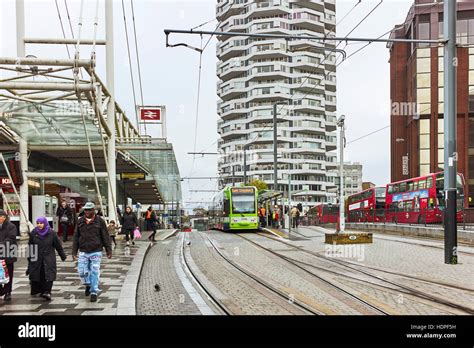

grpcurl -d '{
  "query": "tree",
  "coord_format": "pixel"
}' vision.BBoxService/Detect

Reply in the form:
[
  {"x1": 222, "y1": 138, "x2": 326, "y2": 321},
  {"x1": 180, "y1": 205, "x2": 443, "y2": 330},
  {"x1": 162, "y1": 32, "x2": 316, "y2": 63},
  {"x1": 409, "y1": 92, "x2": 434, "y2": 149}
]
[
  {"x1": 193, "y1": 208, "x2": 208, "y2": 217},
  {"x1": 247, "y1": 178, "x2": 268, "y2": 192}
]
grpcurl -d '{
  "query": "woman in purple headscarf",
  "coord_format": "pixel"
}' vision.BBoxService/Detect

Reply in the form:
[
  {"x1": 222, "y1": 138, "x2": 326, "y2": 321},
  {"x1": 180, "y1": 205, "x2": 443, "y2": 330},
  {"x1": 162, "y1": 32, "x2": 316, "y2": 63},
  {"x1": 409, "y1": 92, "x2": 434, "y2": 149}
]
[{"x1": 27, "y1": 217, "x2": 67, "y2": 300}]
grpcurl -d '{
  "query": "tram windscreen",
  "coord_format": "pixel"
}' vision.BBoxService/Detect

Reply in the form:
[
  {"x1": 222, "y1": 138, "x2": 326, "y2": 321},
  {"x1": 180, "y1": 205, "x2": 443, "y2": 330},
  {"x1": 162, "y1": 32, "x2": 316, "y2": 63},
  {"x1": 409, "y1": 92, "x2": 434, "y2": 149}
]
[{"x1": 231, "y1": 190, "x2": 256, "y2": 214}]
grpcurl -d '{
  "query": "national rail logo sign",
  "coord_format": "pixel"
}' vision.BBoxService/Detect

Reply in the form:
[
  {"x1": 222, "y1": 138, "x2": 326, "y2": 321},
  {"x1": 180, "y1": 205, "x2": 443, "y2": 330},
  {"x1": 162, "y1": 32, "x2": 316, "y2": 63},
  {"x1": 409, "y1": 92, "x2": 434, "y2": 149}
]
[{"x1": 139, "y1": 107, "x2": 161, "y2": 121}]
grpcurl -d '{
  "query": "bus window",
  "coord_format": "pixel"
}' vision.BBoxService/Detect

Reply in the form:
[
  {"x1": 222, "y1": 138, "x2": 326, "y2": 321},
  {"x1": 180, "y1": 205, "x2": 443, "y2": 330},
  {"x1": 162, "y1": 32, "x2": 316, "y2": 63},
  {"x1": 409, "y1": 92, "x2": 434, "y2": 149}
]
[
  {"x1": 408, "y1": 181, "x2": 414, "y2": 191},
  {"x1": 388, "y1": 185, "x2": 393, "y2": 194},
  {"x1": 393, "y1": 184, "x2": 399, "y2": 193},
  {"x1": 400, "y1": 182, "x2": 407, "y2": 192},
  {"x1": 419, "y1": 180, "x2": 426, "y2": 189},
  {"x1": 427, "y1": 177, "x2": 433, "y2": 188},
  {"x1": 413, "y1": 181, "x2": 419, "y2": 191}
]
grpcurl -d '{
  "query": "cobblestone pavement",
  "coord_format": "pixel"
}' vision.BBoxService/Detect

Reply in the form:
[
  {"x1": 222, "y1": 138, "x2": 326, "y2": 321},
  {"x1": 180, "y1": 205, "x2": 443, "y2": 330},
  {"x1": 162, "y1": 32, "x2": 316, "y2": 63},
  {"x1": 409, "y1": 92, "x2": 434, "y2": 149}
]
[
  {"x1": 243, "y1": 226, "x2": 474, "y2": 314},
  {"x1": 136, "y1": 233, "x2": 211, "y2": 315},
  {"x1": 186, "y1": 232, "x2": 306, "y2": 315},
  {"x1": 0, "y1": 232, "x2": 152, "y2": 315},
  {"x1": 206, "y1": 231, "x2": 389, "y2": 315}
]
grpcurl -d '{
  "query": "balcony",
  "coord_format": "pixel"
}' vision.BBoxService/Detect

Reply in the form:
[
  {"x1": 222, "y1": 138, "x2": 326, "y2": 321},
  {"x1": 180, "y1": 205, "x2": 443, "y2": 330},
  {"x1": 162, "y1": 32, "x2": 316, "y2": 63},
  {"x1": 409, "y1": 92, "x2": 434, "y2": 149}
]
[
  {"x1": 218, "y1": 80, "x2": 247, "y2": 101},
  {"x1": 218, "y1": 101, "x2": 248, "y2": 120},
  {"x1": 217, "y1": 39, "x2": 248, "y2": 60},
  {"x1": 247, "y1": 0, "x2": 290, "y2": 17},
  {"x1": 292, "y1": 99, "x2": 325, "y2": 113}
]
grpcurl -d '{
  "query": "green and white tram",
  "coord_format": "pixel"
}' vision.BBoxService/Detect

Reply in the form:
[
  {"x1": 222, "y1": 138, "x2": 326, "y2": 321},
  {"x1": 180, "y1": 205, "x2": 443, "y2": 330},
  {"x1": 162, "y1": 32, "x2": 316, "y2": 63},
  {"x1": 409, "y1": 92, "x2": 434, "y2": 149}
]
[{"x1": 209, "y1": 186, "x2": 259, "y2": 231}]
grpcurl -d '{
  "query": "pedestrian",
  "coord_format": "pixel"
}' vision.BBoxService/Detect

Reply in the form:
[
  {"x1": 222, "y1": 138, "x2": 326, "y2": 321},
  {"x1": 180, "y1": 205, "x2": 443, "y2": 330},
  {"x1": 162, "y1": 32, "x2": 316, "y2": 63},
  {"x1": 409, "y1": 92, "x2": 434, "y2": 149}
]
[
  {"x1": 56, "y1": 200, "x2": 74, "y2": 242},
  {"x1": 107, "y1": 220, "x2": 119, "y2": 248},
  {"x1": 27, "y1": 216, "x2": 66, "y2": 301},
  {"x1": 274, "y1": 206, "x2": 280, "y2": 229},
  {"x1": 120, "y1": 206, "x2": 137, "y2": 246},
  {"x1": 0, "y1": 209, "x2": 17, "y2": 301},
  {"x1": 72, "y1": 202, "x2": 112, "y2": 302},
  {"x1": 145, "y1": 206, "x2": 158, "y2": 241},
  {"x1": 261, "y1": 205, "x2": 267, "y2": 228},
  {"x1": 291, "y1": 206, "x2": 299, "y2": 228}
]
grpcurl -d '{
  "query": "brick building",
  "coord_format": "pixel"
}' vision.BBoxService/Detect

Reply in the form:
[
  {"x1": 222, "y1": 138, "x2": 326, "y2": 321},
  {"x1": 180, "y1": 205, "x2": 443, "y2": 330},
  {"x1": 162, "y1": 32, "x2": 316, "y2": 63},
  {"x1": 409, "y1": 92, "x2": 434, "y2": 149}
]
[{"x1": 388, "y1": 0, "x2": 474, "y2": 207}]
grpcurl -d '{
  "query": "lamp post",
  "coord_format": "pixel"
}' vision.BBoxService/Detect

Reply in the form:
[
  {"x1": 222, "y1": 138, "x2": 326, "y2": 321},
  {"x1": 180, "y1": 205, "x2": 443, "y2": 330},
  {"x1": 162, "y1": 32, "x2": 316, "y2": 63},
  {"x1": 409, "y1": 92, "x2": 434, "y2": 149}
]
[
  {"x1": 175, "y1": 178, "x2": 184, "y2": 229},
  {"x1": 337, "y1": 115, "x2": 346, "y2": 233}
]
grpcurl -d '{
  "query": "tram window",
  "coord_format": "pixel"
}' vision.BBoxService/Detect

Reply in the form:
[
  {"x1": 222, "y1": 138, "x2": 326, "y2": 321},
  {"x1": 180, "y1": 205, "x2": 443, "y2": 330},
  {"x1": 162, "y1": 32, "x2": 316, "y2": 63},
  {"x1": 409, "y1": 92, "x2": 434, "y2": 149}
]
[
  {"x1": 223, "y1": 199, "x2": 230, "y2": 215},
  {"x1": 413, "y1": 181, "x2": 419, "y2": 191},
  {"x1": 388, "y1": 185, "x2": 393, "y2": 194},
  {"x1": 427, "y1": 177, "x2": 433, "y2": 188},
  {"x1": 407, "y1": 181, "x2": 414, "y2": 191},
  {"x1": 419, "y1": 180, "x2": 426, "y2": 189},
  {"x1": 393, "y1": 184, "x2": 399, "y2": 193}
]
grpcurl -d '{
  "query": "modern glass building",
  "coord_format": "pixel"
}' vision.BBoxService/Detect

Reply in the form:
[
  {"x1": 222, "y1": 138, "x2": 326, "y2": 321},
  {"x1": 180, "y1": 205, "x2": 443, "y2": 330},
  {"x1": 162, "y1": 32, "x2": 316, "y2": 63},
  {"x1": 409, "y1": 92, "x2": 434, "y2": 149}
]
[{"x1": 216, "y1": 0, "x2": 338, "y2": 206}]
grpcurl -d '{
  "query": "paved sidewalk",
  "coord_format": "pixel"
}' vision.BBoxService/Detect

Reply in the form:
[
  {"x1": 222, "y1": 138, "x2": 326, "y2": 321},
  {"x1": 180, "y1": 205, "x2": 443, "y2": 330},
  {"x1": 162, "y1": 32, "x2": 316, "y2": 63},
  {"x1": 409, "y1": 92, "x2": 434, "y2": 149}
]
[{"x1": 0, "y1": 230, "x2": 168, "y2": 315}]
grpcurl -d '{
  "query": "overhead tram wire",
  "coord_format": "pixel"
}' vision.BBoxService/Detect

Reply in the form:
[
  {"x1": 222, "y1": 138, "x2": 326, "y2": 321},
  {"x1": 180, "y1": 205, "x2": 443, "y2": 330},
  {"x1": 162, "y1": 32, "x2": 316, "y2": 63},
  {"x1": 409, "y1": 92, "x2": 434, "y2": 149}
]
[
  {"x1": 335, "y1": 0, "x2": 362, "y2": 27},
  {"x1": 188, "y1": 36, "x2": 204, "y2": 179},
  {"x1": 188, "y1": 3, "x2": 236, "y2": 178},
  {"x1": 54, "y1": 0, "x2": 71, "y2": 58},
  {"x1": 122, "y1": 0, "x2": 140, "y2": 134},
  {"x1": 130, "y1": 0, "x2": 146, "y2": 134}
]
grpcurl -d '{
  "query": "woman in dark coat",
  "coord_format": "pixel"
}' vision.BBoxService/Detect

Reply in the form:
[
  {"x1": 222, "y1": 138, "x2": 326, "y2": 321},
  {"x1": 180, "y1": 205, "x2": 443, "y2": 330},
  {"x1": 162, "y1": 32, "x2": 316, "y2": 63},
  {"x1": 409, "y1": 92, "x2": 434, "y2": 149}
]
[
  {"x1": 27, "y1": 216, "x2": 67, "y2": 300},
  {"x1": 56, "y1": 200, "x2": 74, "y2": 242},
  {"x1": 120, "y1": 206, "x2": 137, "y2": 246}
]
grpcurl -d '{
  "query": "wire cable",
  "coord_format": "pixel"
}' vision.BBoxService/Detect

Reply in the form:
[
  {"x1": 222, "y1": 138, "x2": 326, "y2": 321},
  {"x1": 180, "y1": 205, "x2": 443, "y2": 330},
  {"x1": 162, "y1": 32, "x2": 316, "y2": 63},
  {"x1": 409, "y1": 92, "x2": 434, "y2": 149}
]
[
  {"x1": 54, "y1": 0, "x2": 71, "y2": 58},
  {"x1": 130, "y1": 0, "x2": 146, "y2": 133},
  {"x1": 122, "y1": 0, "x2": 140, "y2": 134}
]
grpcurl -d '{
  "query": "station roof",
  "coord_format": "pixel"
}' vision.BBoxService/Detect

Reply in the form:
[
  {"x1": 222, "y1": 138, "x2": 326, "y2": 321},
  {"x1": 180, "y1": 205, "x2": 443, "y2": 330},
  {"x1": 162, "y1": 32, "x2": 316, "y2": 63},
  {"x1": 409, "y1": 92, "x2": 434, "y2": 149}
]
[{"x1": 0, "y1": 100, "x2": 181, "y2": 204}]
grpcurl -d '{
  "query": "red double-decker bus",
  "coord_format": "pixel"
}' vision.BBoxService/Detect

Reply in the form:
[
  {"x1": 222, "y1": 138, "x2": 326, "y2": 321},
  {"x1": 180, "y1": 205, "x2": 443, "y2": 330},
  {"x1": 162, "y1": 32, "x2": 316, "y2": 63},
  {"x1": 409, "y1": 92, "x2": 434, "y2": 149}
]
[
  {"x1": 346, "y1": 187, "x2": 386, "y2": 223},
  {"x1": 385, "y1": 172, "x2": 465, "y2": 224},
  {"x1": 307, "y1": 203, "x2": 339, "y2": 224}
]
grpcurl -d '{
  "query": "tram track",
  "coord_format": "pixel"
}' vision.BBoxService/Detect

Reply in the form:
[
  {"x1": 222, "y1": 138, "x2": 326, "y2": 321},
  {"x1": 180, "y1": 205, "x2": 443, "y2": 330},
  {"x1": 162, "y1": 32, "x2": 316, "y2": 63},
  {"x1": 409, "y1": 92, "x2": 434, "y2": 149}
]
[
  {"x1": 180, "y1": 233, "x2": 231, "y2": 315},
  {"x1": 229, "y1": 233, "x2": 391, "y2": 315},
  {"x1": 198, "y1": 232, "x2": 323, "y2": 315},
  {"x1": 252, "y1": 232, "x2": 474, "y2": 314}
]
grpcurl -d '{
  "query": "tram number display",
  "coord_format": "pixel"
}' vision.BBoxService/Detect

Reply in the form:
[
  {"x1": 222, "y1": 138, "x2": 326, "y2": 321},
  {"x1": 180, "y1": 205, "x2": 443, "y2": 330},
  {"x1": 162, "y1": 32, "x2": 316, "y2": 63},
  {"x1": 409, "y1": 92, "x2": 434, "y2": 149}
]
[{"x1": 231, "y1": 188, "x2": 254, "y2": 194}]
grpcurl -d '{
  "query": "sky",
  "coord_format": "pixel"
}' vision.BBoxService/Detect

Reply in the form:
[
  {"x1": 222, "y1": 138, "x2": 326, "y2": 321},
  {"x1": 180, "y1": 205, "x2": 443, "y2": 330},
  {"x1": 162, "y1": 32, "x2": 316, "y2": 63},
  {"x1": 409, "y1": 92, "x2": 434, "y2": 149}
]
[{"x1": 0, "y1": 0, "x2": 413, "y2": 210}]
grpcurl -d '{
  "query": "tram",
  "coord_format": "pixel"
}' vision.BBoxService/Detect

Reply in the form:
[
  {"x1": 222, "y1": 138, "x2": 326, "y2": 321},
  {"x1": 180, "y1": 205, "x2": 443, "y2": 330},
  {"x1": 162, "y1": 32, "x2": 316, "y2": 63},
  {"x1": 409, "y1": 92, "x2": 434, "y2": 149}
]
[{"x1": 208, "y1": 186, "x2": 259, "y2": 231}]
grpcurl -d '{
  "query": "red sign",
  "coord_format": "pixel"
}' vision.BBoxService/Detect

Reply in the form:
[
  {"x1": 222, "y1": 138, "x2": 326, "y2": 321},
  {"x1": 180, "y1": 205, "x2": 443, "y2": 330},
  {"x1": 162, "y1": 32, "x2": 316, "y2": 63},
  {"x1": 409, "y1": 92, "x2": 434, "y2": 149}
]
[
  {"x1": 140, "y1": 108, "x2": 161, "y2": 121},
  {"x1": 0, "y1": 178, "x2": 12, "y2": 186}
]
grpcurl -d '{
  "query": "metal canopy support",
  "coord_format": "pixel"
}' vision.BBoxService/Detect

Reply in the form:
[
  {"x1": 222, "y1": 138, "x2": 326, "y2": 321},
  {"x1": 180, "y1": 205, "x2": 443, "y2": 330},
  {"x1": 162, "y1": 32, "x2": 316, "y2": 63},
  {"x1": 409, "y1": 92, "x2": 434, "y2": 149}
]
[
  {"x1": 444, "y1": 0, "x2": 458, "y2": 264},
  {"x1": 27, "y1": 172, "x2": 109, "y2": 178},
  {"x1": 16, "y1": 0, "x2": 25, "y2": 58},
  {"x1": 19, "y1": 137, "x2": 29, "y2": 236},
  {"x1": 106, "y1": 0, "x2": 117, "y2": 223},
  {"x1": 24, "y1": 38, "x2": 106, "y2": 45}
]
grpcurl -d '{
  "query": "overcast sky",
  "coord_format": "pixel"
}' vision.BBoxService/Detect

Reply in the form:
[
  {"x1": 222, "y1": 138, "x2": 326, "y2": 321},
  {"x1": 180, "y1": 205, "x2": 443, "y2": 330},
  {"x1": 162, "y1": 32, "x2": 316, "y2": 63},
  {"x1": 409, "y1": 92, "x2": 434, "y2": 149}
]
[{"x1": 0, "y1": 0, "x2": 413, "y2": 209}]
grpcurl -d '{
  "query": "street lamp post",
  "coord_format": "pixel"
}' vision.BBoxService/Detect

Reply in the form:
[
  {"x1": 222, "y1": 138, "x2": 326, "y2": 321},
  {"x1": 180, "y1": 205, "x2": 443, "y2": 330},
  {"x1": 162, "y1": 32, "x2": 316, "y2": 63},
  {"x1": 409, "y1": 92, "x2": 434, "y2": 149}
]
[{"x1": 337, "y1": 115, "x2": 346, "y2": 233}]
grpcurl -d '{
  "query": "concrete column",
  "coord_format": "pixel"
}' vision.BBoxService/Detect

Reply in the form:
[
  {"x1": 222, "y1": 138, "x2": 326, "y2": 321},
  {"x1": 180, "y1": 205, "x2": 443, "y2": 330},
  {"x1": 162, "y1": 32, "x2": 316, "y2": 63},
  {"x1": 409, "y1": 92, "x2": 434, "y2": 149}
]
[{"x1": 19, "y1": 138, "x2": 29, "y2": 236}]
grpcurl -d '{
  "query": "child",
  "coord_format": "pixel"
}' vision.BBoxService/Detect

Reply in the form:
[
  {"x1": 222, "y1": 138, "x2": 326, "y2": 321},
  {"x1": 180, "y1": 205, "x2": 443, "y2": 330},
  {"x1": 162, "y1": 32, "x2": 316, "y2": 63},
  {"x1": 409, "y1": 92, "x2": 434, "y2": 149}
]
[{"x1": 107, "y1": 220, "x2": 120, "y2": 248}]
